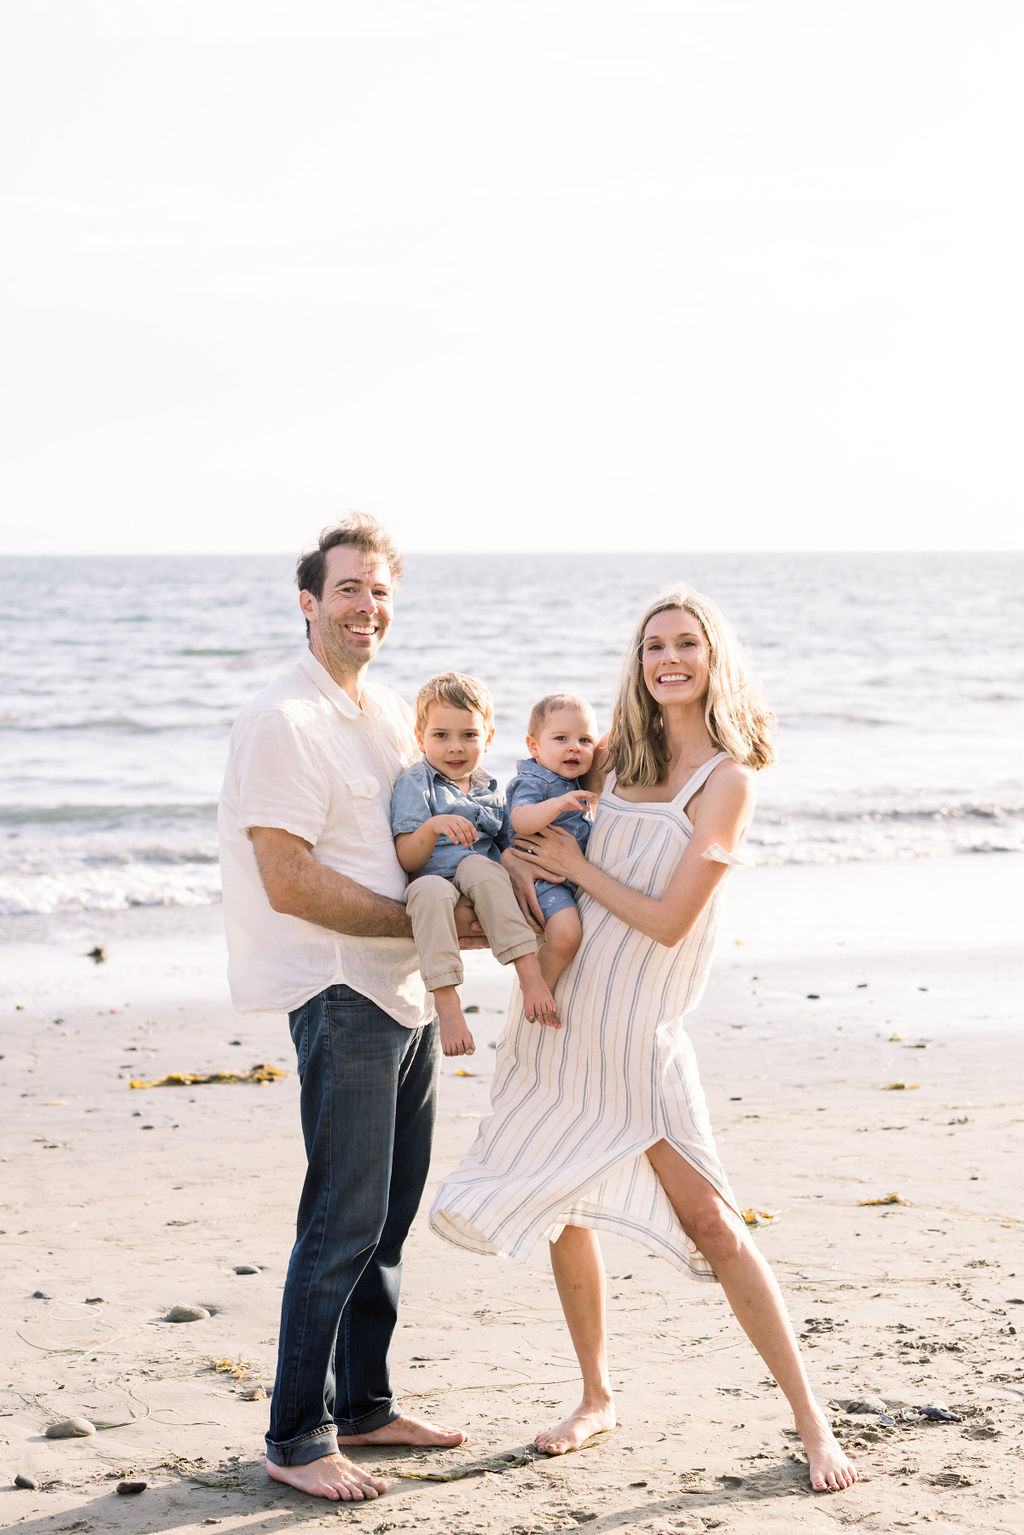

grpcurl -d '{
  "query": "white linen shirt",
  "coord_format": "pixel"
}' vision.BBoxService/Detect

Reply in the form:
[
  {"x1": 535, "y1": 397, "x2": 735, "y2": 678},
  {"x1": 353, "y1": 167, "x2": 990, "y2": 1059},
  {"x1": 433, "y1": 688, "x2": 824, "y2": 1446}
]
[{"x1": 218, "y1": 650, "x2": 431, "y2": 1025}]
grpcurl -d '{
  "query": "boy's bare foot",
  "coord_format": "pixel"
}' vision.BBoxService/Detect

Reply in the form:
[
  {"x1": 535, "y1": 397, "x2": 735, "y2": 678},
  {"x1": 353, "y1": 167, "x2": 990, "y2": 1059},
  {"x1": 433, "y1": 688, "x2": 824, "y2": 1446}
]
[
  {"x1": 516, "y1": 959, "x2": 560, "y2": 1028},
  {"x1": 266, "y1": 1452, "x2": 386, "y2": 1501},
  {"x1": 535, "y1": 1395, "x2": 615, "y2": 1455},
  {"x1": 343, "y1": 1413, "x2": 467, "y2": 1448},
  {"x1": 435, "y1": 989, "x2": 475, "y2": 1056},
  {"x1": 799, "y1": 1416, "x2": 857, "y2": 1492}
]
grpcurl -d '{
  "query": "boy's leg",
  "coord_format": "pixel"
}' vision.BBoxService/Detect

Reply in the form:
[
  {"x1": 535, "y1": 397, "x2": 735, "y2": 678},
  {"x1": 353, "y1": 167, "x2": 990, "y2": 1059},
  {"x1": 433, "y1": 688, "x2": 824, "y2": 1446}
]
[
  {"x1": 405, "y1": 875, "x2": 474, "y2": 1056},
  {"x1": 537, "y1": 903, "x2": 583, "y2": 992},
  {"x1": 405, "y1": 876, "x2": 463, "y2": 990},
  {"x1": 453, "y1": 857, "x2": 557, "y2": 1025},
  {"x1": 268, "y1": 987, "x2": 431, "y2": 1467},
  {"x1": 451, "y1": 855, "x2": 538, "y2": 965}
]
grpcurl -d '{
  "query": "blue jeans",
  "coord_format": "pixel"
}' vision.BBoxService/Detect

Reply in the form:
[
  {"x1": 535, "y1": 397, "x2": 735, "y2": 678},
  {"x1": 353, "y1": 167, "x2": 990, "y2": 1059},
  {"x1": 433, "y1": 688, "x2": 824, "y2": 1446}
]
[{"x1": 266, "y1": 984, "x2": 438, "y2": 1467}]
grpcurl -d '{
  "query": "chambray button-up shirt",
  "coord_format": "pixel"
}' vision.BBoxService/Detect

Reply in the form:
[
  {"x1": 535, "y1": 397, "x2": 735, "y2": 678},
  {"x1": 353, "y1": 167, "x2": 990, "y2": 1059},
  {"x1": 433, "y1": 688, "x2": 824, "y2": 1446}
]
[
  {"x1": 390, "y1": 759, "x2": 511, "y2": 879},
  {"x1": 505, "y1": 758, "x2": 593, "y2": 852}
]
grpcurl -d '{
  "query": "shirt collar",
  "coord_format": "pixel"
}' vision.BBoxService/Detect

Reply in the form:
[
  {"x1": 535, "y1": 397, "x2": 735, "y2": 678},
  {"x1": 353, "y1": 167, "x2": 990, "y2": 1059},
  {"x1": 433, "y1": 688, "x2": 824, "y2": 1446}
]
[
  {"x1": 298, "y1": 649, "x2": 382, "y2": 719},
  {"x1": 423, "y1": 757, "x2": 497, "y2": 794}
]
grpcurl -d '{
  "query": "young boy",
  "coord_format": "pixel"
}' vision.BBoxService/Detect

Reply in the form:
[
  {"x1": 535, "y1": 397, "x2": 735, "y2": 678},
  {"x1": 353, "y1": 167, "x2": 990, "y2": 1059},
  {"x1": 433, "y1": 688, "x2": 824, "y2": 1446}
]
[
  {"x1": 390, "y1": 672, "x2": 559, "y2": 1057},
  {"x1": 506, "y1": 693, "x2": 599, "y2": 992}
]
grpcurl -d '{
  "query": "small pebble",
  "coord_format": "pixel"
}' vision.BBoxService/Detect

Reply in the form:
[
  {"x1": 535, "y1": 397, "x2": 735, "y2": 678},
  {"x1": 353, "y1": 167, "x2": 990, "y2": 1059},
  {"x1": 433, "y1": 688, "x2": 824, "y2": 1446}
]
[
  {"x1": 86, "y1": 946, "x2": 106, "y2": 964},
  {"x1": 464, "y1": 1004, "x2": 480, "y2": 1014},
  {"x1": 46, "y1": 1417, "x2": 96, "y2": 1438},
  {"x1": 14, "y1": 1474, "x2": 37, "y2": 1489},
  {"x1": 117, "y1": 1480, "x2": 147, "y2": 1496},
  {"x1": 32, "y1": 1290, "x2": 51, "y2": 1300},
  {"x1": 85, "y1": 1296, "x2": 104, "y2": 1304},
  {"x1": 233, "y1": 1264, "x2": 259, "y2": 1275},
  {"x1": 847, "y1": 1395, "x2": 888, "y2": 1414},
  {"x1": 164, "y1": 1304, "x2": 210, "y2": 1323},
  {"x1": 806, "y1": 993, "x2": 820, "y2": 1000}
]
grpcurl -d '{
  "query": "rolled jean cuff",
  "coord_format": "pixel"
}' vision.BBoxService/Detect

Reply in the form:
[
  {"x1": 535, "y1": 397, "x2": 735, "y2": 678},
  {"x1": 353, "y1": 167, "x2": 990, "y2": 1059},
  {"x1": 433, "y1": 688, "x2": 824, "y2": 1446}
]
[
  {"x1": 336, "y1": 1403, "x2": 398, "y2": 1438},
  {"x1": 423, "y1": 967, "x2": 463, "y2": 991},
  {"x1": 265, "y1": 1426, "x2": 338, "y2": 1467},
  {"x1": 493, "y1": 937, "x2": 539, "y2": 966}
]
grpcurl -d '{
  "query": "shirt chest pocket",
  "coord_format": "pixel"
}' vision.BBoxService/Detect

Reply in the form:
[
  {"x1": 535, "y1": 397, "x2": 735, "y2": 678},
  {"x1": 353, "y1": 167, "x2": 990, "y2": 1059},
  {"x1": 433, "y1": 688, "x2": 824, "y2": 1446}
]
[{"x1": 345, "y1": 774, "x2": 391, "y2": 842}]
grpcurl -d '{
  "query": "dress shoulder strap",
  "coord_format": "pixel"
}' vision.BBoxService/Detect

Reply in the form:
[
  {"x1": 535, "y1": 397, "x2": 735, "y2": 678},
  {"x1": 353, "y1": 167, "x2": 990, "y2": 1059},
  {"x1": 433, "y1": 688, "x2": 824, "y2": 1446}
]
[{"x1": 674, "y1": 750, "x2": 730, "y2": 806}]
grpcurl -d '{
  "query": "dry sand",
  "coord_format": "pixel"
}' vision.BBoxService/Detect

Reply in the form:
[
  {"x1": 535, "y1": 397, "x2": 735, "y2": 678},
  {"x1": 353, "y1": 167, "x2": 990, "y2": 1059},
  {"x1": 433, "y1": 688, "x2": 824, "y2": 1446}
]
[{"x1": 2, "y1": 854, "x2": 1022, "y2": 1534}]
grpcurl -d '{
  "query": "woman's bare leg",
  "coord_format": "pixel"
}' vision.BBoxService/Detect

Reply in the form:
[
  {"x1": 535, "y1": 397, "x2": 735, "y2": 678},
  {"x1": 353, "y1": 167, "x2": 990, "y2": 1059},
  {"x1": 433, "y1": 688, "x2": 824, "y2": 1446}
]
[
  {"x1": 646, "y1": 1140, "x2": 857, "y2": 1493},
  {"x1": 535, "y1": 1224, "x2": 617, "y2": 1454}
]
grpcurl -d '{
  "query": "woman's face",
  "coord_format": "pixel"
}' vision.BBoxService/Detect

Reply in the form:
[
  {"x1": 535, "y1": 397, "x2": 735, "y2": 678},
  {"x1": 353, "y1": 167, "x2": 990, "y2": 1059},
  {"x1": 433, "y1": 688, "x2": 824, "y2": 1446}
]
[{"x1": 640, "y1": 608, "x2": 710, "y2": 707}]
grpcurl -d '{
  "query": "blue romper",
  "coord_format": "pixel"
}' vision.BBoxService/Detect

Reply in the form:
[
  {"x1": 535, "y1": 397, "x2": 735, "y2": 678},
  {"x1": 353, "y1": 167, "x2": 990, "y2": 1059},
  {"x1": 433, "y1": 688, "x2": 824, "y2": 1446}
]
[{"x1": 505, "y1": 758, "x2": 592, "y2": 921}]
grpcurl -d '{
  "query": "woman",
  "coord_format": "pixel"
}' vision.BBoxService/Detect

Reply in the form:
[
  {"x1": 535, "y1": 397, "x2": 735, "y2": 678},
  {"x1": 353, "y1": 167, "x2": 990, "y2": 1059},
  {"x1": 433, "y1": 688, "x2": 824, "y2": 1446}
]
[{"x1": 430, "y1": 590, "x2": 856, "y2": 1493}]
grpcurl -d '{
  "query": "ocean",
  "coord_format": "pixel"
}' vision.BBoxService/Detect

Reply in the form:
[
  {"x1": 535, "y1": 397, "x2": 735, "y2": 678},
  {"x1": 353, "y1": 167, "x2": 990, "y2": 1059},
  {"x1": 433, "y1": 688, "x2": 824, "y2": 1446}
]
[{"x1": 1, "y1": 551, "x2": 1020, "y2": 919}]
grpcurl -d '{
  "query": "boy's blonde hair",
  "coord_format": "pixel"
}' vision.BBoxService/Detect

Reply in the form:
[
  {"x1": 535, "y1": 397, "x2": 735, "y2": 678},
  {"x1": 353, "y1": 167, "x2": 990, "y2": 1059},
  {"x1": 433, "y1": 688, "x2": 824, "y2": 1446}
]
[
  {"x1": 607, "y1": 589, "x2": 776, "y2": 785},
  {"x1": 527, "y1": 692, "x2": 596, "y2": 739},
  {"x1": 415, "y1": 672, "x2": 495, "y2": 734}
]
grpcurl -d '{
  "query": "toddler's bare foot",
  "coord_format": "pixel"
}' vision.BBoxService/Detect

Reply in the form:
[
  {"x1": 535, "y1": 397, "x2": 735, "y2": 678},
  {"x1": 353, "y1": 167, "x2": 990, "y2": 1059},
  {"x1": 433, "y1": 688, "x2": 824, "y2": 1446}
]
[
  {"x1": 343, "y1": 1413, "x2": 466, "y2": 1448},
  {"x1": 799, "y1": 1415, "x2": 857, "y2": 1492},
  {"x1": 535, "y1": 1395, "x2": 615, "y2": 1455},
  {"x1": 519, "y1": 973, "x2": 560, "y2": 1028},
  {"x1": 266, "y1": 1452, "x2": 386, "y2": 1501},
  {"x1": 435, "y1": 992, "x2": 476, "y2": 1056}
]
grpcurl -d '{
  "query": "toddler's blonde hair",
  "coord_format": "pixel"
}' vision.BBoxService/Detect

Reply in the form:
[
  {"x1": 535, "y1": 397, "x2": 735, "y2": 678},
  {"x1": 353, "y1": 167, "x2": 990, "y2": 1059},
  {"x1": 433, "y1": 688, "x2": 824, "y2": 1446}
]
[{"x1": 415, "y1": 672, "x2": 495, "y2": 734}]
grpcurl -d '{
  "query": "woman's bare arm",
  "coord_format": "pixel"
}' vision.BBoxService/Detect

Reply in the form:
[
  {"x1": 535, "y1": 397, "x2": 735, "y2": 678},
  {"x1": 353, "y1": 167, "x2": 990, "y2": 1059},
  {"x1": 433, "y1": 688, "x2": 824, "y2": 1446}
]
[{"x1": 516, "y1": 761, "x2": 754, "y2": 948}]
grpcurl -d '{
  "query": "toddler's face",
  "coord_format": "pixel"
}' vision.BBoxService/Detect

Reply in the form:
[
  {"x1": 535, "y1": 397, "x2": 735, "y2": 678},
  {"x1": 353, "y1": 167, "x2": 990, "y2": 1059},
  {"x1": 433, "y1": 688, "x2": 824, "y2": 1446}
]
[
  {"x1": 417, "y1": 704, "x2": 493, "y2": 784},
  {"x1": 526, "y1": 706, "x2": 597, "y2": 780}
]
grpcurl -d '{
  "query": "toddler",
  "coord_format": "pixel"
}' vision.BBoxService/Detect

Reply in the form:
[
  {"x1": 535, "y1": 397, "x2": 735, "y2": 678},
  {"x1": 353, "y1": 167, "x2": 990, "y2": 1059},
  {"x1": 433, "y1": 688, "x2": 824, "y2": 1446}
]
[
  {"x1": 506, "y1": 692, "x2": 599, "y2": 991},
  {"x1": 390, "y1": 672, "x2": 559, "y2": 1057}
]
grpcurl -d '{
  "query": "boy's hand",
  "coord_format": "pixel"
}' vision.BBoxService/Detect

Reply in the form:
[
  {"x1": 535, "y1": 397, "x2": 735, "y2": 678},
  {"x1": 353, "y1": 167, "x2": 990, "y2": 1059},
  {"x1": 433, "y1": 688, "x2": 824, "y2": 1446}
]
[
  {"x1": 561, "y1": 790, "x2": 599, "y2": 817},
  {"x1": 431, "y1": 814, "x2": 478, "y2": 846}
]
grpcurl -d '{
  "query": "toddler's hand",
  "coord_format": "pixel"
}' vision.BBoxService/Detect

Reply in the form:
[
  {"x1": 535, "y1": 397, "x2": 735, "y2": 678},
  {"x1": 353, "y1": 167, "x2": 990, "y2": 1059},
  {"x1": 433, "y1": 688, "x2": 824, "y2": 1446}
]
[
  {"x1": 562, "y1": 790, "x2": 599, "y2": 817},
  {"x1": 431, "y1": 814, "x2": 478, "y2": 846}
]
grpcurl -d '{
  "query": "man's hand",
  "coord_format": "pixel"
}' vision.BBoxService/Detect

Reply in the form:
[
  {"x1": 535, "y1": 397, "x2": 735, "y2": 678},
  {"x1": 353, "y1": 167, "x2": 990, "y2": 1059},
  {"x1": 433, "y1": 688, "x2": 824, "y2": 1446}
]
[{"x1": 454, "y1": 894, "x2": 488, "y2": 950}]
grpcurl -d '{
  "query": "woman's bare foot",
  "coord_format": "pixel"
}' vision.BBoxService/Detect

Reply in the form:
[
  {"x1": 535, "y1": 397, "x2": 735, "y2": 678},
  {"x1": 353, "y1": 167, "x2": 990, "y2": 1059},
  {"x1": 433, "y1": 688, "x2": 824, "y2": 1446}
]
[
  {"x1": 343, "y1": 1412, "x2": 467, "y2": 1448},
  {"x1": 266, "y1": 1452, "x2": 386, "y2": 1501},
  {"x1": 799, "y1": 1415, "x2": 858, "y2": 1492},
  {"x1": 535, "y1": 1395, "x2": 615, "y2": 1455}
]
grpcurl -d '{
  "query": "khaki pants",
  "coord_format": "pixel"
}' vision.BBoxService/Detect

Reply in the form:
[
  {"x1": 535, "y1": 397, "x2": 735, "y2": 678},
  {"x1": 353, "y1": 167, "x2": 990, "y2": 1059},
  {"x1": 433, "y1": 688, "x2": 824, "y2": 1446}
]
[{"x1": 405, "y1": 854, "x2": 539, "y2": 991}]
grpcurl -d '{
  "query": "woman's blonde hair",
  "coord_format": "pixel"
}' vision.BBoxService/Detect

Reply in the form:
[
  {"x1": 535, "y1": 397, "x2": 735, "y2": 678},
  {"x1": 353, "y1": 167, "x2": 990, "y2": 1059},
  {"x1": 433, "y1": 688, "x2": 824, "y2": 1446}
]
[{"x1": 607, "y1": 589, "x2": 775, "y2": 785}]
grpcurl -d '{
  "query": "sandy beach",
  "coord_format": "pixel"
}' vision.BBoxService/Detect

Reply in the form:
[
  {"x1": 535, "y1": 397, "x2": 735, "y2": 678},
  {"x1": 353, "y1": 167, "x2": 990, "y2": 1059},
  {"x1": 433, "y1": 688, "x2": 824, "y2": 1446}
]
[{"x1": 3, "y1": 853, "x2": 1022, "y2": 1534}]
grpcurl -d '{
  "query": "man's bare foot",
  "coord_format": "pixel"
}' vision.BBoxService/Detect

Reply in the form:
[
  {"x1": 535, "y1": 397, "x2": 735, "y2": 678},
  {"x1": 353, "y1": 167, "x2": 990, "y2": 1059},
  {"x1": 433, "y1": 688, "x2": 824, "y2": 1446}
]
[
  {"x1": 342, "y1": 1412, "x2": 467, "y2": 1448},
  {"x1": 535, "y1": 1396, "x2": 615, "y2": 1455},
  {"x1": 266, "y1": 1452, "x2": 386, "y2": 1501},
  {"x1": 800, "y1": 1416, "x2": 858, "y2": 1492}
]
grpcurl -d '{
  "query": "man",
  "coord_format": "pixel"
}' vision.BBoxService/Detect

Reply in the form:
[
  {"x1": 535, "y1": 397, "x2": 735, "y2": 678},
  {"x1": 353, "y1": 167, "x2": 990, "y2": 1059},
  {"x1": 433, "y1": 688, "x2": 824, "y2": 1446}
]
[{"x1": 219, "y1": 516, "x2": 532, "y2": 1501}]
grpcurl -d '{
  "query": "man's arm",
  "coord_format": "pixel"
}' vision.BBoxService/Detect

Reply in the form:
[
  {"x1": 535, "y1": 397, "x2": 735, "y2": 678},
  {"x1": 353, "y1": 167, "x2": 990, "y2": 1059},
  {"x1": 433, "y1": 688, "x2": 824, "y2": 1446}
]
[
  {"x1": 251, "y1": 826, "x2": 413, "y2": 937},
  {"x1": 251, "y1": 826, "x2": 487, "y2": 946}
]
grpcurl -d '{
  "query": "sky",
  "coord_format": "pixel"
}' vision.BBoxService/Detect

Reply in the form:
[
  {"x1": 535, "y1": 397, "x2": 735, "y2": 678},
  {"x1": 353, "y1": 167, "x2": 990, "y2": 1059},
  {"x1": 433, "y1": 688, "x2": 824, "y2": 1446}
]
[{"x1": 2, "y1": 0, "x2": 1022, "y2": 555}]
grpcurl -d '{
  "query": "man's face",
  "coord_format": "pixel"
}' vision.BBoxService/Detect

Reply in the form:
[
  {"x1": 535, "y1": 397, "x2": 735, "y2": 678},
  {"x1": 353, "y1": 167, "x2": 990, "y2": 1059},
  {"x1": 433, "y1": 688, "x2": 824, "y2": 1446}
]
[{"x1": 300, "y1": 545, "x2": 394, "y2": 677}]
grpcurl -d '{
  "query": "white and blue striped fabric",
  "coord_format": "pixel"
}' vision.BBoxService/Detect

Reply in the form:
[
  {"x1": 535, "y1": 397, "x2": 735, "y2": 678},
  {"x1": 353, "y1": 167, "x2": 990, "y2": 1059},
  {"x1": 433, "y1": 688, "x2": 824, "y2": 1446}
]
[{"x1": 430, "y1": 753, "x2": 750, "y2": 1279}]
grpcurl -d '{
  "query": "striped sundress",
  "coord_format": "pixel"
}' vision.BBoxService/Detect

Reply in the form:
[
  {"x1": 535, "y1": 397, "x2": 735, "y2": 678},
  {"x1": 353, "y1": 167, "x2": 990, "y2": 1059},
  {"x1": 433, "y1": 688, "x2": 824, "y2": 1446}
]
[{"x1": 429, "y1": 753, "x2": 751, "y2": 1279}]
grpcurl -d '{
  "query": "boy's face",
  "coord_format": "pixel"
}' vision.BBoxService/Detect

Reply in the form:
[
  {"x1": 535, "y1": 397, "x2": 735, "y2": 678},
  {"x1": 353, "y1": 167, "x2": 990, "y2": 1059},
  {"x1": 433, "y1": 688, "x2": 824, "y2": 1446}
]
[
  {"x1": 526, "y1": 706, "x2": 597, "y2": 780},
  {"x1": 417, "y1": 703, "x2": 494, "y2": 786}
]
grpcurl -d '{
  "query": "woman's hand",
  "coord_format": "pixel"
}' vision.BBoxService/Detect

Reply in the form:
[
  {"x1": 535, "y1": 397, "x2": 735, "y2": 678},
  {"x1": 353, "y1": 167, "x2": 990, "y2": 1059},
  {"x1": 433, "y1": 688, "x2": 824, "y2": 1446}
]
[{"x1": 514, "y1": 824, "x2": 588, "y2": 882}]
